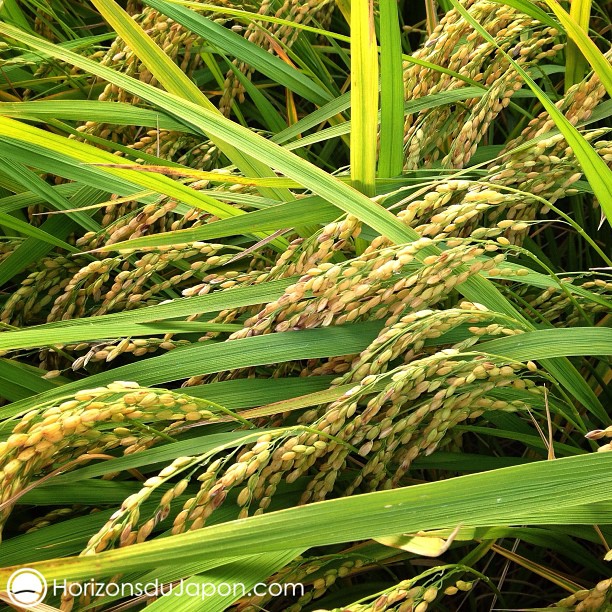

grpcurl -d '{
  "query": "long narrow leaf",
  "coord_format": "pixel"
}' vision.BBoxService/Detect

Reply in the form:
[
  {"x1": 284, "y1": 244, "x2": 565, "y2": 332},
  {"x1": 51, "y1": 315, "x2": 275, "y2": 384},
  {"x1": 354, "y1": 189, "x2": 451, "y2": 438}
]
[
  {"x1": 378, "y1": 0, "x2": 405, "y2": 177},
  {"x1": 3, "y1": 454, "x2": 612, "y2": 582},
  {"x1": 565, "y1": 0, "x2": 593, "y2": 90},
  {"x1": 90, "y1": 0, "x2": 293, "y2": 203},
  {"x1": 350, "y1": 0, "x2": 378, "y2": 196},
  {"x1": 0, "y1": 321, "x2": 383, "y2": 419},
  {"x1": 541, "y1": 0, "x2": 611, "y2": 96}
]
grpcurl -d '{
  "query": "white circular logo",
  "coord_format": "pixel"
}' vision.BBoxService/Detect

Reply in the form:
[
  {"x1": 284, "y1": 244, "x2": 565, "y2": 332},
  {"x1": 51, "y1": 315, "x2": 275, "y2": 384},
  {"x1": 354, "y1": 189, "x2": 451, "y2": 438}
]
[{"x1": 7, "y1": 568, "x2": 47, "y2": 607}]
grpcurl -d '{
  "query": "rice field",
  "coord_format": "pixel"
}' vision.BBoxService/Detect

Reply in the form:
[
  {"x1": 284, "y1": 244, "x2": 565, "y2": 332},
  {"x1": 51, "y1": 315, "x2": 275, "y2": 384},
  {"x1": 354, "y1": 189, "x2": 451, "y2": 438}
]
[{"x1": 0, "y1": 0, "x2": 611, "y2": 610}]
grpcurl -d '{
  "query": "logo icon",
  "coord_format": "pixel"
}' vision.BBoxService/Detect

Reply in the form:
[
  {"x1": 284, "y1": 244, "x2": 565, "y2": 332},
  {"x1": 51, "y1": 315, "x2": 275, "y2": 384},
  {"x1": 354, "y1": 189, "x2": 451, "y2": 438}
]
[{"x1": 7, "y1": 568, "x2": 47, "y2": 607}]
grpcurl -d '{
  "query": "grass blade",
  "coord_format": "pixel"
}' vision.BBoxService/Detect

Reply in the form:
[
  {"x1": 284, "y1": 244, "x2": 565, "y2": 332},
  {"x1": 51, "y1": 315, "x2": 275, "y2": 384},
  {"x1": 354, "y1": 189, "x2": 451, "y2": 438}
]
[
  {"x1": 90, "y1": 0, "x2": 293, "y2": 203},
  {"x1": 144, "y1": 0, "x2": 332, "y2": 106},
  {"x1": 565, "y1": 0, "x2": 593, "y2": 90},
  {"x1": 541, "y1": 0, "x2": 611, "y2": 96},
  {"x1": 3, "y1": 454, "x2": 612, "y2": 582},
  {"x1": 378, "y1": 0, "x2": 405, "y2": 178},
  {"x1": 350, "y1": 0, "x2": 378, "y2": 196}
]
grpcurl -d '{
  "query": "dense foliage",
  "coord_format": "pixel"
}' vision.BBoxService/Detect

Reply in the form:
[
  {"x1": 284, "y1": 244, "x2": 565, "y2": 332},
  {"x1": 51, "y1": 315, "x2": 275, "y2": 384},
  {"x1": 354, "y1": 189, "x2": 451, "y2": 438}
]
[{"x1": 0, "y1": 0, "x2": 611, "y2": 610}]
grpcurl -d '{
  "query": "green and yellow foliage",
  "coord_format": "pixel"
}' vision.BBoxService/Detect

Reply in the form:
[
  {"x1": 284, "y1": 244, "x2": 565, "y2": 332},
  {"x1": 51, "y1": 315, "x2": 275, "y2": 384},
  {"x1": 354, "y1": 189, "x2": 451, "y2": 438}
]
[{"x1": 0, "y1": 0, "x2": 610, "y2": 610}]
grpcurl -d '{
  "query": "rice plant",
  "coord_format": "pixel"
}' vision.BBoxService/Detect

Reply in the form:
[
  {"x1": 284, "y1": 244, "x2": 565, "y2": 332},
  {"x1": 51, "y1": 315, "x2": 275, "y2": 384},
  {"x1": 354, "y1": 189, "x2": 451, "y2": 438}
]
[{"x1": 0, "y1": 0, "x2": 611, "y2": 610}]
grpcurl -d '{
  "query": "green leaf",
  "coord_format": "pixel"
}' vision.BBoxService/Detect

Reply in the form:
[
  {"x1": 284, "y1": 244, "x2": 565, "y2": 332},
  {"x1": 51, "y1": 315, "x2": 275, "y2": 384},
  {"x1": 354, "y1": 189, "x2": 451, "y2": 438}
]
[
  {"x1": 540, "y1": 0, "x2": 611, "y2": 96},
  {"x1": 143, "y1": 0, "x2": 331, "y2": 106},
  {"x1": 0, "y1": 186, "x2": 106, "y2": 287},
  {"x1": 0, "y1": 157, "x2": 99, "y2": 232},
  {"x1": 0, "y1": 321, "x2": 384, "y2": 419},
  {"x1": 350, "y1": 0, "x2": 378, "y2": 197},
  {"x1": 477, "y1": 327, "x2": 612, "y2": 360},
  {"x1": 564, "y1": 0, "x2": 593, "y2": 90},
  {"x1": 378, "y1": 0, "x2": 405, "y2": 178},
  {"x1": 283, "y1": 87, "x2": 489, "y2": 151},
  {"x1": 0, "y1": 210, "x2": 77, "y2": 253},
  {"x1": 0, "y1": 277, "x2": 296, "y2": 351},
  {"x1": 0, "y1": 359, "x2": 64, "y2": 402},
  {"x1": 89, "y1": 0, "x2": 294, "y2": 204},
  {"x1": 145, "y1": 550, "x2": 304, "y2": 612},
  {"x1": 0, "y1": 101, "x2": 188, "y2": 131},
  {"x1": 97, "y1": 197, "x2": 341, "y2": 251},
  {"x1": 4, "y1": 453, "x2": 612, "y2": 582},
  {"x1": 490, "y1": 0, "x2": 559, "y2": 28},
  {"x1": 0, "y1": 119, "x2": 245, "y2": 220}
]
